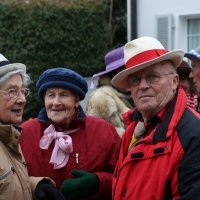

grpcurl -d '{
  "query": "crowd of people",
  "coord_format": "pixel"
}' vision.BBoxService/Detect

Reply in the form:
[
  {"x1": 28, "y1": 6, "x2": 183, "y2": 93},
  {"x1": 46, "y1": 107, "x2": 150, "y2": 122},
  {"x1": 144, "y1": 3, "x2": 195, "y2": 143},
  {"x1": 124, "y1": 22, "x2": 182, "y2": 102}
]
[{"x1": 1, "y1": 36, "x2": 200, "y2": 200}]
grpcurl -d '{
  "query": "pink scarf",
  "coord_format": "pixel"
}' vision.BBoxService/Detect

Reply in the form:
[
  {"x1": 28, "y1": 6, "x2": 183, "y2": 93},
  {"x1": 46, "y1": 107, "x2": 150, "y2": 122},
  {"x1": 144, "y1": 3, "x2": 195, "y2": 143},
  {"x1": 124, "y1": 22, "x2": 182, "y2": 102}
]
[{"x1": 40, "y1": 124, "x2": 79, "y2": 169}]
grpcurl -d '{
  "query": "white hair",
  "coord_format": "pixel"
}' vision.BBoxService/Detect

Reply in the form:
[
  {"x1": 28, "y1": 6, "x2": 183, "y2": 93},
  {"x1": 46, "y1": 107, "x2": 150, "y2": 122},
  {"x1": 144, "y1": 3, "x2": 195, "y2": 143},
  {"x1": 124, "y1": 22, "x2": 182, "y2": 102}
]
[{"x1": 0, "y1": 69, "x2": 30, "y2": 88}]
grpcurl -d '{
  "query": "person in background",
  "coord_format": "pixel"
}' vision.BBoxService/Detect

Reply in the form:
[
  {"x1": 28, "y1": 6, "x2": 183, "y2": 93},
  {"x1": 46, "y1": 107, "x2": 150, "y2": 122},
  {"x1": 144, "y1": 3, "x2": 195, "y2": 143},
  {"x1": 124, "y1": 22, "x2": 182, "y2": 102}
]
[
  {"x1": 111, "y1": 37, "x2": 200, "y2": 200},
  {"x1": 185, "y1": 47, "x2": 200, "y2": 112},
  {"x1": 177, "y1": 60, "x2": 198, "y2": 110},
  {"x1": 86, "y1": 46, "x2": 133, "y2": 137},
  {"x1": 0, "y1": 54, "x2": 64, "y2": 200},
  {"x1": 20, "y1": 67, "x2": 120, "y2": 200}
]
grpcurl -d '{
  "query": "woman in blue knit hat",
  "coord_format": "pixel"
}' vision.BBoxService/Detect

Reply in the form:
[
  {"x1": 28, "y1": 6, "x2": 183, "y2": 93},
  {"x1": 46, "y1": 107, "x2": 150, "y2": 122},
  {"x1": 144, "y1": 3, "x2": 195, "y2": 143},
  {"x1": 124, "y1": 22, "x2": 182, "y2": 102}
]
[{"x1": 20, "y1": 67, "x2": 120, "y2": 200}]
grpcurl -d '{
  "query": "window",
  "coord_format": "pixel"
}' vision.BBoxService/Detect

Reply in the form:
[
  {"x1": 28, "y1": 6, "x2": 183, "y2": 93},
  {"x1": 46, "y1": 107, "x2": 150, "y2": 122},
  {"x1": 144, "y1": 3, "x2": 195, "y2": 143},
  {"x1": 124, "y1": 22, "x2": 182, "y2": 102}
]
[
  {"x1": 156, "y1": 15, "x2": 172, "y2": 50},
  {"x1": 187, "y1": 18, "x2": 200, "y2": 51}
]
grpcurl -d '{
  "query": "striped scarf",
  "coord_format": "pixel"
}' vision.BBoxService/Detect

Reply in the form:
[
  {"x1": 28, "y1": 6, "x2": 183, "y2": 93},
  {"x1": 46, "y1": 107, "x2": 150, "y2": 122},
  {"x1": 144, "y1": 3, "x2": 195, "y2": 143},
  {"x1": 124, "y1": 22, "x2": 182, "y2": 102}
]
[{"x1": 186, "y1": 94, "x2": 198, "y2": 110}]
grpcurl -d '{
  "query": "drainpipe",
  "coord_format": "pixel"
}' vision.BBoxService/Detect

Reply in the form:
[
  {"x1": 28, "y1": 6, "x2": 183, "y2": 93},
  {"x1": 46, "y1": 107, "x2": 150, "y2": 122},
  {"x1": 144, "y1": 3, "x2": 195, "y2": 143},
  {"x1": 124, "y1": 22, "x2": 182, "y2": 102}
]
[{"x1": 127, "y1": 0, "x2": 137, "y2": 41}]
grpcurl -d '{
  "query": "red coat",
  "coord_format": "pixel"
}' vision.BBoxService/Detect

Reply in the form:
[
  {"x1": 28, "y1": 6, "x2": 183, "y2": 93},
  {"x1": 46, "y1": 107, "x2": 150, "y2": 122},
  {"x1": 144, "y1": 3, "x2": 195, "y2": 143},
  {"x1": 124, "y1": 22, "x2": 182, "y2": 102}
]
[
  {"x1": 20, "y1": 110, "x2": 120, "y2": 200},
  {"x1": 113, "y1": 87, "x2": 200, "y2": 200}
]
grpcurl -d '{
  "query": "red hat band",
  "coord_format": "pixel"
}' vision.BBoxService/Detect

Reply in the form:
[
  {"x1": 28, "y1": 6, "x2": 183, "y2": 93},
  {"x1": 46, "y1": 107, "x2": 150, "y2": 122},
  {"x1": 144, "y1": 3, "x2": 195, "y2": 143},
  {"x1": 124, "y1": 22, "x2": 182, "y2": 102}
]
[{"x1": 126, "y1": 49, "x2": 169, "y2": 69}]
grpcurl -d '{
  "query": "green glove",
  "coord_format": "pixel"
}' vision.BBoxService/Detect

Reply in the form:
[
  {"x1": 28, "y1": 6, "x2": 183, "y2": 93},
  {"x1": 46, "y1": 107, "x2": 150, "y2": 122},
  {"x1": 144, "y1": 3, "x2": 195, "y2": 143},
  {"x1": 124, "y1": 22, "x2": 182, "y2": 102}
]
[{"x1": 60, "y1": 169, "x2": 100, "y2": 200}]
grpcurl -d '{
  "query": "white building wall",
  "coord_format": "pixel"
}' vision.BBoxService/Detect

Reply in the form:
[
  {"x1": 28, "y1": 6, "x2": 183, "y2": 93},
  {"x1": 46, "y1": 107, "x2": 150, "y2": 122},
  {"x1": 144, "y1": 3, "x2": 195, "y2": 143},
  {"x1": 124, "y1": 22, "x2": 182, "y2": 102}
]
[
  {"x1": 80, "y1": 77, "x2": 97, "y2": 112},
  {"x1": 136, "y1": 0, "x2": 200, "y2": 51}
]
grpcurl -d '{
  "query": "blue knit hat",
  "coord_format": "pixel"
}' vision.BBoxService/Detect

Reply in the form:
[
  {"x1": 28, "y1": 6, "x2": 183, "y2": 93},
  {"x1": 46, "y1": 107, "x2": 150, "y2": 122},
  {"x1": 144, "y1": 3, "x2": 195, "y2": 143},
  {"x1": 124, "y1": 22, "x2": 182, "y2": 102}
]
[{"x1": 36, "y1": 68, "x2": 88, "y2": 100}]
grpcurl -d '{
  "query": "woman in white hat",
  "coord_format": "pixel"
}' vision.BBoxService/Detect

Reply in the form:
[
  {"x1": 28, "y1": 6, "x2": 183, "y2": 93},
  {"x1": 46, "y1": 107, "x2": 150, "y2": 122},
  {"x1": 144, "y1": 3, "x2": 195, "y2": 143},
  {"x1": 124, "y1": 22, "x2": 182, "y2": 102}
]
[{"x1": 0, "y1": 54, "x2": 64, "y2": 200}]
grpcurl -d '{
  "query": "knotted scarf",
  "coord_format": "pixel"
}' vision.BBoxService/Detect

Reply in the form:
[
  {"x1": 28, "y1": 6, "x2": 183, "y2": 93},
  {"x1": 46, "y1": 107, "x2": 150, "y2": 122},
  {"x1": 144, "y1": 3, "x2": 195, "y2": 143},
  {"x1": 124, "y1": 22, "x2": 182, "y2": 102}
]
[{"x1": 40, "y1": 124, "x2": 79, "y2": 169}]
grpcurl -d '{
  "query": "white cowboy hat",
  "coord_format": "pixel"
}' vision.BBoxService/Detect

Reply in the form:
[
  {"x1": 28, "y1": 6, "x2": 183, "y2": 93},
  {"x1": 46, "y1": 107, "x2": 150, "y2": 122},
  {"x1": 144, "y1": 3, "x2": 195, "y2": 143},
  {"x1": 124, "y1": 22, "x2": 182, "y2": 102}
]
[
  {"x1": 0, "y1": 53, "x2": 26, "y2": 76},
  {"x1": 111, "y1": 36, "x2": 184, "y2": 89}
]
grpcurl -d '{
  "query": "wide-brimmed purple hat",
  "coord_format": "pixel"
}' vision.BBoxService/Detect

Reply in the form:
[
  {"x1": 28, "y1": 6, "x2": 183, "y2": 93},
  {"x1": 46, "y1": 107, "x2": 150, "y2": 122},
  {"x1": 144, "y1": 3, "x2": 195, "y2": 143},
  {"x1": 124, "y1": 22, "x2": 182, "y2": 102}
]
[
  {"x1": 90, "y1": 46, "x2": 124, "y2": 88},
  {"x1": 185, "y1": 47, "x2": 200, "y2": 61}
]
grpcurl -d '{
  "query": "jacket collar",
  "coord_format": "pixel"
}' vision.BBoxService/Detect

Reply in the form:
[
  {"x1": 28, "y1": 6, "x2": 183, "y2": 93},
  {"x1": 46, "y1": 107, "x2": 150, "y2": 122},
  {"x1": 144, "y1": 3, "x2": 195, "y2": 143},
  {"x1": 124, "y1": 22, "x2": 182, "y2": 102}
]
[{"x1": 0, "y1": 125, "x2": 22, "y2": 158}]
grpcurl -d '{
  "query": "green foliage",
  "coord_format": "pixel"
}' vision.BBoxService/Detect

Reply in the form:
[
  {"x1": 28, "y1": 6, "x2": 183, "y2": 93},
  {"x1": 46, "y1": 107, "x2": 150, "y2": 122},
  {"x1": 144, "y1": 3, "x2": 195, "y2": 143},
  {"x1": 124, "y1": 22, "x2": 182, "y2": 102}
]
[{"x1": 0, "y1": 2, "x2": 112, "y2": 119}]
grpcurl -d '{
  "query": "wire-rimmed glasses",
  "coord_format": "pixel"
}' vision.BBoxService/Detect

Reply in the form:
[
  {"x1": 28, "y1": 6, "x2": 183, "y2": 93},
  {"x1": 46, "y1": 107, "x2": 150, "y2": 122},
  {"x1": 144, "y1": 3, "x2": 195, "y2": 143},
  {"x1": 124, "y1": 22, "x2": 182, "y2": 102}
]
[
  {"x1": 0, "y1": 88, "x2": 30, "y2": 99},
  {"x1": 127, "y1": 72, "x2": 174, "y2": 86}
]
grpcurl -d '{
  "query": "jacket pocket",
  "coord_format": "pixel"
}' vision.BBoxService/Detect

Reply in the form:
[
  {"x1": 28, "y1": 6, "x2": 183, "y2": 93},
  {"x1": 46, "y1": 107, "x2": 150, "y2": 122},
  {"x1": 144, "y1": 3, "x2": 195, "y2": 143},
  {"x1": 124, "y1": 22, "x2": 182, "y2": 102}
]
[{"x1": 0, "y1": 165, "x2": 15, "y2": 195}]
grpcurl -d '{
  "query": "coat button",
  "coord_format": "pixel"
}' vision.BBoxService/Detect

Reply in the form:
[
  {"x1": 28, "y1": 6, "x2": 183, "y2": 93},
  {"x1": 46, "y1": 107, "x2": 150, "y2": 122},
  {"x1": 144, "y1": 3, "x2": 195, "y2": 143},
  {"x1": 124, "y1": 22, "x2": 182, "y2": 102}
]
[
  {"x1": 15, "y1": 134, "x2": 19, "y2": 139},
  {"x1": 122, "y1": 187, "x2": 127, "y2": 197},
  {"x1": 113, "y1": 170, "x2": 118, "y2": 178}
]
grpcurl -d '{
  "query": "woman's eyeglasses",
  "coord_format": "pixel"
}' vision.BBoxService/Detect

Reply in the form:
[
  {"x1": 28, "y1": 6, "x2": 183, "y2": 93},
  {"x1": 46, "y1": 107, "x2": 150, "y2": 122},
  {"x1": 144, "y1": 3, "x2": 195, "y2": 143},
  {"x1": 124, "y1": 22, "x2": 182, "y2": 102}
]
[{"x1": 0, "y1": 88, "x2": 30, "y2": 99}]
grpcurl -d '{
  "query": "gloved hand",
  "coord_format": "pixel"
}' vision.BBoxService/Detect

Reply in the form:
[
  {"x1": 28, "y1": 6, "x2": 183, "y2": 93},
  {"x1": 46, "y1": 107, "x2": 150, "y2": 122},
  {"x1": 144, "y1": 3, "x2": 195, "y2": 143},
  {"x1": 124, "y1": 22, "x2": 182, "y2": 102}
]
[
  {"x1": 60, "y1": 169, "x2": 100, "y2": 200},
  {"x1": 35, "y1": 179, "x2": 65, "y2": 200}
]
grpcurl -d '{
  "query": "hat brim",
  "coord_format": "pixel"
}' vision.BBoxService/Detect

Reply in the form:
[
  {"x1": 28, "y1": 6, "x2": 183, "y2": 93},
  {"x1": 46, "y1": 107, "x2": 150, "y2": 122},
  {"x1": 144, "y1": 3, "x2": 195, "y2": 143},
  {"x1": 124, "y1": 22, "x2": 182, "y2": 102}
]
[
  {"x1": 184, "y1": 53, "x2": 200, "y2": 61},
  {"x1": 0, "y1": 63, "x2": 26, "y2": 75},
  {"x1": 111, "y1": 50, "x2": 184, "y2": 89},
  {"x1": 92, "y1": 58, "x2": 124, "y2": 78}
]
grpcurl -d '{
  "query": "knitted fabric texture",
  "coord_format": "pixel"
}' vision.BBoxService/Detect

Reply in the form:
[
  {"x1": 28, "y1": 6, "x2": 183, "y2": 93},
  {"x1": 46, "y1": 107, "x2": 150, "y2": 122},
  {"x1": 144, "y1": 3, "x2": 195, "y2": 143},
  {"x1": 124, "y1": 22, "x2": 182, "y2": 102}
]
[{"x1": 36, "y1": 68, "x2": 88, "y2": 100}]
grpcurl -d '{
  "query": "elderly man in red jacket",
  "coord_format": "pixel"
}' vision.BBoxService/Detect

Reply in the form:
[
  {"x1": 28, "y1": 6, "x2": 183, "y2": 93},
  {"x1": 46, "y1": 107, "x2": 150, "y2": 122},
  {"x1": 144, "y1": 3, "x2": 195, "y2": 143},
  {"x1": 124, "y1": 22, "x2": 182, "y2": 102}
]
[{"x1": 111, "y1": 36, "x2": 200, "y2": 200}]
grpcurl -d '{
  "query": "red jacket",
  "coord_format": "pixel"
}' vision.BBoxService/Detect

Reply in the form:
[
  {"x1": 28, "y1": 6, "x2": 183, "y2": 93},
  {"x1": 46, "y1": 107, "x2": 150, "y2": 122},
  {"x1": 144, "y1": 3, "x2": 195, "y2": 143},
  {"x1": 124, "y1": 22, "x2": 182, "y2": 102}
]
[
  {"x1": 113, "y1": 87, "x2": 200, "y2": 200},
  {"x1": 20, "y1": 108, "x2": 120, "y2": 200}
]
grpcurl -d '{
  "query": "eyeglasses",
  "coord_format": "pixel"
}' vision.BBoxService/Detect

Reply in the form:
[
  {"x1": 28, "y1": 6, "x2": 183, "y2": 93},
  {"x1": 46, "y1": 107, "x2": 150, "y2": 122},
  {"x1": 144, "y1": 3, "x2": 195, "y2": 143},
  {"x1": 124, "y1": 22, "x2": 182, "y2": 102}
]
[
  {"x1": 127, "y1": 72, "x2": 174, "y2": 86},
  {"x1": 0, "y1": 88, "x2": 30, "y2": 99}
]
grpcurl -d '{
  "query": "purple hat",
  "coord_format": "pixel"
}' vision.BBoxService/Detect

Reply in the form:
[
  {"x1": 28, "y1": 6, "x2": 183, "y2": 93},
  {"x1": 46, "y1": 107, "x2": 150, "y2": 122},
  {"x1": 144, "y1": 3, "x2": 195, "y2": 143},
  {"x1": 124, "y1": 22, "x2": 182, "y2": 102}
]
[
  {"x1": 185, "y1": 47, "x2": 200, "y2": 61},
  {"x1": 90, "y1": 46, "x2": 124, "y2": 88}
]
